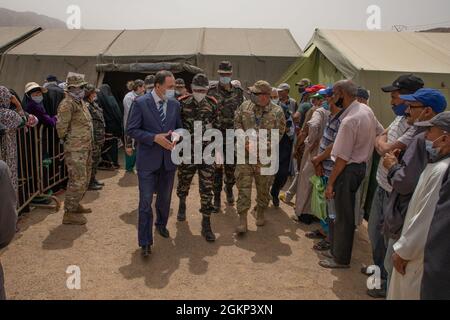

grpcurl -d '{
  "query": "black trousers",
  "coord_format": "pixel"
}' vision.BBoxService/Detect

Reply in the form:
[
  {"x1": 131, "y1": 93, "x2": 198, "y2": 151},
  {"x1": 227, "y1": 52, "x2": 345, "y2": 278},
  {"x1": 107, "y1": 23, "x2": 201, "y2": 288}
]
[
  {"x1": 270, "y1": 134, "x2": 293, "y2": 199},
  {"x1": 332, "y1": 163, "x2": 366, "y2": 265},
  {"x1": 0, "y1": 262, "x2": 5, "y2": 300},
  {"x1": 102, "y1": 138, "x2": 119, "y2": 166}
]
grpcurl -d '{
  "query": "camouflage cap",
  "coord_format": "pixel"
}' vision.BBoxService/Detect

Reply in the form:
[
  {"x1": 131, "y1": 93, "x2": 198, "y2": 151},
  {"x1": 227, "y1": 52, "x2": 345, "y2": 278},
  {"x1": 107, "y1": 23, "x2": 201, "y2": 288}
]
[
  {"x1": 248, "y1": 80, "x2": 272, "y2": 95},
  {"x1": 175, "y1": 78, "x2": 186, "y2": 87},
  {"x1": 66, "y1": 74, "x2": 87, "y2": 88},
  {"x1": 218, "y1": 61, "x2": 233, "y2": 74},
  {"x1": 296, "y1": 78, "x2": 312, "y2": 87},
  {"x1": 191, "y1": 73, "x2": 209, "y2": 89}
]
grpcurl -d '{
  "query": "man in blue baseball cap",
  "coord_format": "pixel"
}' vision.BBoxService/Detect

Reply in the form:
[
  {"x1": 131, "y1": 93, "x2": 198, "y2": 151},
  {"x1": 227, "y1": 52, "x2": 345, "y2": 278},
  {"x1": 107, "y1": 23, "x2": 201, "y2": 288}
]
[
  {"x1": 402, "y1": 88, "x2": 447, "y2": 125},
  {"x1": 382, "y1": 89, "x2": 447, "y2": 298}
]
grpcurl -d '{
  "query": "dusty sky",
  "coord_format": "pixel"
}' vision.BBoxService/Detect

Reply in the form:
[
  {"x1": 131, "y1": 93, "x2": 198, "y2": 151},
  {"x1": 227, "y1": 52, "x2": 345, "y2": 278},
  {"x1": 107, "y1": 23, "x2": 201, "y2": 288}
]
[{"x1": 1, "y1": 0, "x2": 450, "y2": 47}]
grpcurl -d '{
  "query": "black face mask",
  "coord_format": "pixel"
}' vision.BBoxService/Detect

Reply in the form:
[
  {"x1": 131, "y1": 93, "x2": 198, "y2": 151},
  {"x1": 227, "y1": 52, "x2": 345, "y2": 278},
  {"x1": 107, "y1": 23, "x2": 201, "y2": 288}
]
[
  {"x1": 335, "y1": 96, "x2": 344, "y2": 108},
  {"x1": 298, "y1": 87, "x2": 305, "y2": 94}
]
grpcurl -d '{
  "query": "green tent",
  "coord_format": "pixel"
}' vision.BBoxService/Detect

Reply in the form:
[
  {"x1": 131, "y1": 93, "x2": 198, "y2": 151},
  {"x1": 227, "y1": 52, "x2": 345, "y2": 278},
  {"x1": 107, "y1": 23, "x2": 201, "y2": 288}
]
[{"x1": 278, "y1": 29, "x2": 450, "y2": 126}]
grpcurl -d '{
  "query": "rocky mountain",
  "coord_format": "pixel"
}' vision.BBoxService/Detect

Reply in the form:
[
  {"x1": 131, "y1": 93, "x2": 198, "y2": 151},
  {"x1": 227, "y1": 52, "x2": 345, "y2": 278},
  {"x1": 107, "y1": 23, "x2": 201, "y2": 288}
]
[{"x1": 0, "y1": 7, "x2": 66, "y2": 28}]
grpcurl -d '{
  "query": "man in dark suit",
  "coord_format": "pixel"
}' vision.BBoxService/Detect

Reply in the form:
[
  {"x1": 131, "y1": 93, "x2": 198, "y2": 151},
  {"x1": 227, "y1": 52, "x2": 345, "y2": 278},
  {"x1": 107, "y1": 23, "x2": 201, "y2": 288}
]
[{"x1": 127, "y1": 70, "x2": 182, "y2": 257}]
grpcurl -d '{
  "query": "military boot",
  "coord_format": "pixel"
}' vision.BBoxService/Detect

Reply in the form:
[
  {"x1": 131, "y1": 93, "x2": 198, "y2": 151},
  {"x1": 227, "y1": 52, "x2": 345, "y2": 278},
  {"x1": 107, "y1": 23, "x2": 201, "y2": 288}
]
[
  {"x1": 236, "y1": 213, "x2": 248, "y2": 234},
  {"x1": 74, "y1": 204, "x2": 92, "y2": 214},
  {"x1": 225, "y1": 185, "x2": 235, "y2": 205},
  {"x1": 201, "y1": 215, "x2": 216, "y2": 242},
  {"x1": 212, "y1": 193, "x2": 221, "y2": 213},
  {"x1": 63, "y1": 212, "x2": 87, "y2": 225},
  {"x1": 256, "y1": 207, "x2": 265, "y2": 226},
  {"x1": 177, "y1": 198, "x2": 187, "y2": 222}
]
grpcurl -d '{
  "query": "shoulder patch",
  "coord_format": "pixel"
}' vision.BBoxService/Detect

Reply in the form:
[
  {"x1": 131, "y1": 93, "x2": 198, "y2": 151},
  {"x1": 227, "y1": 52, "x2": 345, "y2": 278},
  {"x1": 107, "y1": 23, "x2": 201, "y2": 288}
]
[
  {"x1": 206, "y1": 95, "x2": 218, "y2": 105},
  {"x1": 178, "y1": 94, "x2": 192, "y2": 101}
]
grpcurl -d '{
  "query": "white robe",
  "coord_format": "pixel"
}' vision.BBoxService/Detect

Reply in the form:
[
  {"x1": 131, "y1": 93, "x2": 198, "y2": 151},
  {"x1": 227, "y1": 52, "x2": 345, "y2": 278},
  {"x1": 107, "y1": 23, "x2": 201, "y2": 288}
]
[{"x1": 388, "y1": 157, "x2": 450, "y2": 300}]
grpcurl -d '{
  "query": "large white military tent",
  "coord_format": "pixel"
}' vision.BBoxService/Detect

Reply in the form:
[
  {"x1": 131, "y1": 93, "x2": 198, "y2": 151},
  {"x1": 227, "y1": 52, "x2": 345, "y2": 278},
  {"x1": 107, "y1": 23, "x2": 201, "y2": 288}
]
[
  {"x1": 0, "y1": 27, "x2": 301, "y2": 98},
  {"x1": 279, "y1": 29, "x2": 450, "y2": 126}
]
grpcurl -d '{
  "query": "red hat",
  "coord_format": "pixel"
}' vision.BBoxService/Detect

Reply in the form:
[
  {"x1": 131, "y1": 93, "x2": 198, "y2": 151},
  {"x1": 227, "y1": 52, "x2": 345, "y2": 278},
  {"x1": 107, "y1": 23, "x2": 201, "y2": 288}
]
[{"x1": 305, "y1": 84, "x2": 326, "y2": 94}]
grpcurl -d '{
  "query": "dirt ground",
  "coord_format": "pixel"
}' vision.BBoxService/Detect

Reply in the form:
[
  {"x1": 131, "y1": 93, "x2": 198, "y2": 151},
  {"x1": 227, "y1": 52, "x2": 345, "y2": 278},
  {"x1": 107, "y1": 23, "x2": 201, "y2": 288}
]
[{"x1": 1, "y1": 165, "x2": 374, "y2": 300}]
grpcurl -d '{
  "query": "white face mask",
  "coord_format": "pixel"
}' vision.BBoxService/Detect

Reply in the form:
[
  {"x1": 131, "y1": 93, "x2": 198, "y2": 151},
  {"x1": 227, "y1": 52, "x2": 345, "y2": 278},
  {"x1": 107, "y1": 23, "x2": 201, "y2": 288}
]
[{"x1": 193, "y1": 92, "x2": 206, "y2": 102}]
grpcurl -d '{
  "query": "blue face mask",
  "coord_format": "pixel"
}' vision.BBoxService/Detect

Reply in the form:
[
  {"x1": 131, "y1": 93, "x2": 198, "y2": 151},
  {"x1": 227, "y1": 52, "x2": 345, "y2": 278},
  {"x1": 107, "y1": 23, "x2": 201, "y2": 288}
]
[
  {"x1": 164, "y1": 89, "x2": 175, "y2": 100},
  {"x1": 392, "y1": 103, "x2": 408, "y2": 116},
  {"x1": 219, "y1": 77, "x2": 232, "y2": 85},
  {"x1": 322, "y1": 101, "x2": 330, "y2": 111},
  {"x1": 31, "y1": 95, "x2": 44, "y2": 104}
]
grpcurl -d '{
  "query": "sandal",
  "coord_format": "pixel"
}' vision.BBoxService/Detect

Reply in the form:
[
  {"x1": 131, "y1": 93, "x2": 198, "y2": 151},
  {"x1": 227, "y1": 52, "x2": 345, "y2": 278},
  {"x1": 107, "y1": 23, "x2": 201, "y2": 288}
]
[
  {"x1": 313, "y1": 239, "x2": 330, "y2": 251},
  {"x1": 306, "y1": 229, "x2": 326, "y2": 239}
]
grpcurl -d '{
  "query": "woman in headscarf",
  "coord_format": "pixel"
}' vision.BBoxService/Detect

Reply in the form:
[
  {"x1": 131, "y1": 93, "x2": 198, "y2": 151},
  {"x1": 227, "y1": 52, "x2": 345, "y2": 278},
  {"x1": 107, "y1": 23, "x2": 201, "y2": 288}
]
[
  {"x1": 23, "y1": 82, "x2": 58, "y2": 127},
  {"x1": 97, "y1": 84, "x2": 123, "y2": 169},
  {"x1": 0, "y1": 86, "x2": 32, "y2": 192}
]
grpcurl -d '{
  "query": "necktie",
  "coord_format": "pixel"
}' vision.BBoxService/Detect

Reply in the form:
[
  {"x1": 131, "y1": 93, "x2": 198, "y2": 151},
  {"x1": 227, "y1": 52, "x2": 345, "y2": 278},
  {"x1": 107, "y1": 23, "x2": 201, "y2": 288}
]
[{"x1": 158, "y1": 100, "x2": 166, "y2": 126}]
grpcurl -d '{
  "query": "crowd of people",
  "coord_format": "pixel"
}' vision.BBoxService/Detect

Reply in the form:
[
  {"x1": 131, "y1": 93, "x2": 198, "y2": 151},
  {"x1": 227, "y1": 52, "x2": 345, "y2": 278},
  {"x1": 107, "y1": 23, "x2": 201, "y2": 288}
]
[{"x1": 0, "y1": 60, "x2": 449, "y2": 300}]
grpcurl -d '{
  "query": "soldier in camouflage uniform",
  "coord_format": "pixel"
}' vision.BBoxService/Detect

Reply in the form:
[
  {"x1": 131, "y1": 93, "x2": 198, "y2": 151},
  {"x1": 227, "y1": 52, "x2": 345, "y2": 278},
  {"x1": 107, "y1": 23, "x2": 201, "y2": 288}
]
[
  {"x1": 177, "y1": 73, "x2": 219, "y2": 242},
  {"x1": 234, "y1": 80, "x2": 286, "y2": 234},
  {"x1": 84, "y1": 84, "x2": 106, "y2": 191},
  {"x1": 208, "y1": 61, "x2": 244, "y2": 212},
  {"x1": 56, "y1": 75, "x2": 94, "y2": 225}
]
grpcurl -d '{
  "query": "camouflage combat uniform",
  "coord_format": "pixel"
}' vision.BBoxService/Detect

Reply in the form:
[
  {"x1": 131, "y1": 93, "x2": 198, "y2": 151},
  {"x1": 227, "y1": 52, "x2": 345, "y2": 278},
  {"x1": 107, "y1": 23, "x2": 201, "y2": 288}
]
[
  {"x1": 57, "y1": 91, "x2": 93, "y2": 215},
  {"x1": 176, "y1": 94, "x2": 219, "y2": 216},
  {"x1": 208, "y1": 81, "x2": 243, "y2": 202},
  {"x1": 86, "y1": 99, "x2": 105, "y2": 183},
  {"x1": 234, "y1": 81, "x2": 286, "y2": 232}
]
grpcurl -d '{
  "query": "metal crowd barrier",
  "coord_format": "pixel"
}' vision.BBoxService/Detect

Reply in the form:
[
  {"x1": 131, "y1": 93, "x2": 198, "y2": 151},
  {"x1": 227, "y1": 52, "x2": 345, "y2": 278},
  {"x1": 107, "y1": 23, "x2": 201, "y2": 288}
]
[{"x1": 16, "y1": 125, "x2": 65, "y2": 213}]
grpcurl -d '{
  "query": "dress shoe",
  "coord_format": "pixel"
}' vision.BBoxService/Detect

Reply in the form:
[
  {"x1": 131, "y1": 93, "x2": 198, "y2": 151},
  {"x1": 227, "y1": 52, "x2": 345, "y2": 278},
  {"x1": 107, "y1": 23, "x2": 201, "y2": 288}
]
[
  {"x1": 156, "y1": 226, "x2": 170, "y2": 238},
  {"x1": 141, "y1": 245, "x2": 151, "y2": 257}
]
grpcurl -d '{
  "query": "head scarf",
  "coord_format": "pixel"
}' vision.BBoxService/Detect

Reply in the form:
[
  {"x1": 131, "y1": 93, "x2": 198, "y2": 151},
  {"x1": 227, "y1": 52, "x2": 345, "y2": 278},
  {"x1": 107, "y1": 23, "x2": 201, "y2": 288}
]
[{"x1": 0, "y1": 86, "x2": 11, "y2": 109}]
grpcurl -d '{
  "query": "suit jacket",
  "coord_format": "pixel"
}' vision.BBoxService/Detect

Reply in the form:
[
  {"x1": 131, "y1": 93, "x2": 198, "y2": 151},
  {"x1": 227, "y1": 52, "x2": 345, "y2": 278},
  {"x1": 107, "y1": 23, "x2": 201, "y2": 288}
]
[{"x1": 127, "y1": 93, "x2": 182, "y2": 172}]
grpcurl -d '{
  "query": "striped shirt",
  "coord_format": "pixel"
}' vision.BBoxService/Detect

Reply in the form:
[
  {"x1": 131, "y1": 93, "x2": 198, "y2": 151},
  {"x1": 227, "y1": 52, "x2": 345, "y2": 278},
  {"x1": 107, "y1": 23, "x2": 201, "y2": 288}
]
[
  {"x1": 376, "y1": 116, "x2": 415, "y2": 193},
  {"x1": 319, "y1": 110, "x2": 343, "y2": 177}
]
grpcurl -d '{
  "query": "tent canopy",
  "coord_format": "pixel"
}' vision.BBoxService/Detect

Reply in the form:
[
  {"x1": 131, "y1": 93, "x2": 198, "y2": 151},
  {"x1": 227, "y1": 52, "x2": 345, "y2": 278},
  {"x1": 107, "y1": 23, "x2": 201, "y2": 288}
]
[
  {"x1": 0, "y1": 26, "x2": 41, "y2": 53},
  {"x1": 1, "y1": 27, "x2": 301, "y2": 96},
  {"x1": 103, "y1": 28, "x2": 301, "y2": 58},
  {"x1": 308, "y1": 29, "x2": 450, "y2": 79},
  {"x1": 278, "y1": 29, "x2": 450, "y2": 126}
]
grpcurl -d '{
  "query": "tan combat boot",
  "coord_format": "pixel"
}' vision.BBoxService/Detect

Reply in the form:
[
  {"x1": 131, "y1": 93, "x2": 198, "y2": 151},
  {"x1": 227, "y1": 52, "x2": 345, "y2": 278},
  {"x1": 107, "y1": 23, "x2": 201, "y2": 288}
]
[
  {"x1": 74, "y1": 204, "x2": 92, "y2": 214},
  {"x1": 236, "y1": 213, "x2": 248, "y2": 234},
  {"x1": 63, "y1": 212, "x2": 87, "y2": 225},
  {"x1": 256, "y1": 207, "x2": 265, "y2": 226}
]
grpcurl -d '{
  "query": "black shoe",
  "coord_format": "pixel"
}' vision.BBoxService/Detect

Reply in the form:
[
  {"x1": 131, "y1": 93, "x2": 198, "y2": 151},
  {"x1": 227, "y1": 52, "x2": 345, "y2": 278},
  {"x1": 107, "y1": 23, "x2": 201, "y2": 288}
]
[
  {"x1": 201, "y1": 215, "x2": 216, "y2": 242},
  {"x1": 272, "y1": 194, "x2": 280, "y2": 207},
  {"x1": 156, "y1": 226, "x2": 170, "y2": 238},
  {"x1": 88, "y1": 183, "x2": 102, "y2": 191},
  {"x1": 212, "y1": 194, "x2": 221, "y2": 213},
  {"x1": 141, "y1": 245, "x2": 151, "y2": 257},
  {"x1": 367, "y1": 288, "x2": 386, "y2": 299},
  {"x1": 177, "y1": 199, "x2": 186, "y2": 222},
  {"x1": 225, "y1": 186, "x2": 234, "y2": 205},
  {"x1": 298, "y1": 213, "x2": 315, "y2": 225}
]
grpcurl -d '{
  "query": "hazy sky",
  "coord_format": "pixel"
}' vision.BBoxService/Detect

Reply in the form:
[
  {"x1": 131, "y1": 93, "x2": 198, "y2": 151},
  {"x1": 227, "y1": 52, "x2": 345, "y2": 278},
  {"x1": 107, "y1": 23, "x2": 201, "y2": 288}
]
[{"x1": 1, "y1": 0, "x2": 450, "y2": 47}]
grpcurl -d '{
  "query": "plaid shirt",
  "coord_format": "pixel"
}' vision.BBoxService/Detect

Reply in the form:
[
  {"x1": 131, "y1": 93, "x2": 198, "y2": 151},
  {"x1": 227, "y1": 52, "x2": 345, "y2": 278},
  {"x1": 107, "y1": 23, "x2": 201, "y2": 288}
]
[{"x1": 319, "y1": 110, "x2": 343, "y2": 177}]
